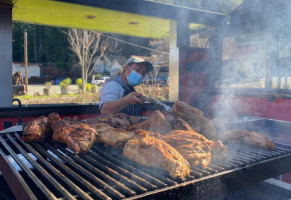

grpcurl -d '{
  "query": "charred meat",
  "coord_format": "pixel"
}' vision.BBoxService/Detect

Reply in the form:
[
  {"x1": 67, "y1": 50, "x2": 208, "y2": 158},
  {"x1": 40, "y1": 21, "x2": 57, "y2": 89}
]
[
  {"x1": 221, "y1": 129, "x2": 275, "y2": 150},
  {"x1": 22, "y1": 116, "x2": 51, "y2": 142},
  {"x1": 123, "y1": 129, "x2": 190, "y2": 179},
  {"x1": 52, "y1": 119, "x2": 97, "y2": 154}
]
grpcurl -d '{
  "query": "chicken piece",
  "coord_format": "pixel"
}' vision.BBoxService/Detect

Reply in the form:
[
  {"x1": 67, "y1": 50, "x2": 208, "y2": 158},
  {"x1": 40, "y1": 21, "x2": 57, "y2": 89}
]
[
  {"x1": 221, "y1": 129, "x2": 275, "y2": 150},
  {"x1": 84, "y1": 113, "x2": 143, "y2": 130},
  {"x1": 48, "y1": 113, "x2": 79, "y2": 131},
  {"x1": 173, "y1": 101, "x2": 217, "y2": 140},
  {"x1": 174, "y1": 118, "x2": 195, "y2": 132},
  {"x1": 130, "y1": 110, "x2": 172, "y2": 134},
  {"x1": 48, "y1": 113, "x2": 62, "y2": 131},
  {"x1": 123, "y1": 130, "x2": 190, "y2": 179},
  {"x1": 161, "y1": 130, "x2": 213, "y2": 168},
  {"x1": 22, "y1": 116, "x2": 51, "y2": 142},
  {"x1": 85, "y1": 121, "x2": 135, "y2": 147},
  {"x1": 52, "y1": 120, "x2": 97, "y2": 154}
]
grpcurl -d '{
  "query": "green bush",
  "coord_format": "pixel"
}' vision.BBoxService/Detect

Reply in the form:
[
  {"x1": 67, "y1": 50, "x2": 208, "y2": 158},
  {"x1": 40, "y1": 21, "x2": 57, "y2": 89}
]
[
  {"x1": 59, "y1": 78, "x2": 72, "y2": 89},
  {"x1": 76, "y1": 78, "x2": 83, "y2": 89},
  {"x1": 91, "y1": 84, "x2": 97, "y2": 93},
  {"x1": 95, "y1": 73, "x2": 102, "y2": 80},
  {"x1": 86, "y1": 83, "x2": 92, "y2": 92}
]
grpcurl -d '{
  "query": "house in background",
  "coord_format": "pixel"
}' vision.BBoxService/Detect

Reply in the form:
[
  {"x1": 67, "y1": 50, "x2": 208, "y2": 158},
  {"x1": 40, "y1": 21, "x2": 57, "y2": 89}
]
[
  {"x1": 12, "y1": 62, "x2": 41, "y2": 78},
  {"x1": 93, "y1": 55, "x2": 127, "y2": 76}
]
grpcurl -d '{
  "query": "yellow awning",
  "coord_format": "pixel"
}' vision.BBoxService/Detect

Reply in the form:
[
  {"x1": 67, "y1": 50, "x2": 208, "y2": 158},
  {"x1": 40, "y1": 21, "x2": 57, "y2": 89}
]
[{"x1": 12, "y1": 0, "x2": 206, "y2": 39}]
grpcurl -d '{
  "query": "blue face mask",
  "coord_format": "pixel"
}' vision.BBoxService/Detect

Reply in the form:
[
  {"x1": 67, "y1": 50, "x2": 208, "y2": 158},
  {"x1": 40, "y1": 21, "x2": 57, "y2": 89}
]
[{"x1": 127, "y1": 70, "x2": 143, "y2": 86}]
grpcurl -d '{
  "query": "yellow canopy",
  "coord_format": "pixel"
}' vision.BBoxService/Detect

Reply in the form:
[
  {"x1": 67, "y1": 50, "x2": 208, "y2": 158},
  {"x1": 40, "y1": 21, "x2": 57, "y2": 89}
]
[{"x1": 12, "y1": 0, "x2": 205, "y2": 39}]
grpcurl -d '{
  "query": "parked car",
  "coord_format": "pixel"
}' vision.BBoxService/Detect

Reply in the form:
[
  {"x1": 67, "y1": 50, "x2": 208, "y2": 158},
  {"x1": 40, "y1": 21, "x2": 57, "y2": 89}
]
[{"x1": 91, "y1": 76, "x2": 110, "y2": 86}]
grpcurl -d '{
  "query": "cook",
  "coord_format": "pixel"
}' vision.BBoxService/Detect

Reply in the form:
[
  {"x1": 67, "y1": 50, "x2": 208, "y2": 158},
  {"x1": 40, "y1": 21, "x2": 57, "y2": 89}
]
[{"x1": 99, "y1": 56, "x2": 154, "y2": 116}]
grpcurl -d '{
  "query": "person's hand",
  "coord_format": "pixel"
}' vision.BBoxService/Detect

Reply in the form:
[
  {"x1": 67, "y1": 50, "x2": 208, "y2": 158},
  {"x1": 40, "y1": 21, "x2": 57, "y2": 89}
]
[{"x1": 123, "y1": 92, "x2": 143, "y2": 104}]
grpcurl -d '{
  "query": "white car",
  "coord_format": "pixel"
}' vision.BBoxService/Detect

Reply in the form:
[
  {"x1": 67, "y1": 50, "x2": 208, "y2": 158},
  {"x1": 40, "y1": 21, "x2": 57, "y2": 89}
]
[{"x1": 91, "y1": 76, "x2": 110, "y2": 86}]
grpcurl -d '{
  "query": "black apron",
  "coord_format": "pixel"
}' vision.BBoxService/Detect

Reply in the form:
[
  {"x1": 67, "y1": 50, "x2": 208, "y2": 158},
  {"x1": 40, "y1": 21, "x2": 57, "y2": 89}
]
[{"x1": 107, "y1": 76, "x2": 141, "y2": 116}]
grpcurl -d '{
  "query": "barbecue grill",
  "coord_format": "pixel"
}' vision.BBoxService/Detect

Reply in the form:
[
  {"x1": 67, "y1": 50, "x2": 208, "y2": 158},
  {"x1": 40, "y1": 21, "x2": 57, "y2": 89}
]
[{"x1": 1, "y1": 116, "x2": 291, "y2": 200}]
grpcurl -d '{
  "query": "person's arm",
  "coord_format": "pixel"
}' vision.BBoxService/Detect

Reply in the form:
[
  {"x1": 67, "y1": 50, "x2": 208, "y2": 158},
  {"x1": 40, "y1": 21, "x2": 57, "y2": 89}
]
[{"x1": 101, "y1": 92, "x2": 143, "y2": 114}]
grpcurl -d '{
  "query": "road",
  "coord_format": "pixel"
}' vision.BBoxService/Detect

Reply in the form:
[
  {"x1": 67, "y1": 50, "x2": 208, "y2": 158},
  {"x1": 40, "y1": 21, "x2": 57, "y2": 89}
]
[{"x1": 26, "y1": 85, "x2": 101, "y2": 95}]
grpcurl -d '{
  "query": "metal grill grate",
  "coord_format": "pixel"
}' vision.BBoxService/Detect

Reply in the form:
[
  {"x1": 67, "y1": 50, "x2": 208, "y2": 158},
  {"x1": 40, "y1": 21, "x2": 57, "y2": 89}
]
[{"x1": 0, "y1": 132, "x2": 291, "y2": 200}]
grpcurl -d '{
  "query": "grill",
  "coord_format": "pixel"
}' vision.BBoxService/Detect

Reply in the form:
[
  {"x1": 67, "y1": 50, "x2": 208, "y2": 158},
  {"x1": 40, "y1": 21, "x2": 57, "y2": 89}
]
[{"x1": 0, "y1": 131, "x2": 291, "y2": 200}]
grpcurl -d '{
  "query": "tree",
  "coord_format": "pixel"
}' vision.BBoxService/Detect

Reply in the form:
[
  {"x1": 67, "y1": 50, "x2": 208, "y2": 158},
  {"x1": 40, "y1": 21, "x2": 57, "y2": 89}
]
[{"x1": 66, "y1": 29, "x2": 118, "y2": 92}]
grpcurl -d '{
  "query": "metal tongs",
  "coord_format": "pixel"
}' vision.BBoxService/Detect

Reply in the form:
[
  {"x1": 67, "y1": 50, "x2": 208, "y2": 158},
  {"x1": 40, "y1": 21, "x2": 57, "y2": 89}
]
[{"x1": 138, "y1": 95, "x2": 172, "y2": 112}]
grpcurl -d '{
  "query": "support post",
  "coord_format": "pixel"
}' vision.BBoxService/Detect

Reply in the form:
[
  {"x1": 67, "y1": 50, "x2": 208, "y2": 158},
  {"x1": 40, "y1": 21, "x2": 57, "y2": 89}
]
[
  {"x1": 0, "y1": 6, "x2": 12, "y2": 106},
  {"x1": 24, "y1": 30, "x2": 28, "y2": 94}
]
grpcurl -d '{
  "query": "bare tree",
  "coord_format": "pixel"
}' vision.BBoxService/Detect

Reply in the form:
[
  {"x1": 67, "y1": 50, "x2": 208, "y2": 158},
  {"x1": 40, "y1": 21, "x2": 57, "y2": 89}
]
[
  {"x1": 149, "y1": 65, "x2": 160, "y2": 87},
  {"x1": 66, "y1": 29, "x2": 118, "y2": 92}
]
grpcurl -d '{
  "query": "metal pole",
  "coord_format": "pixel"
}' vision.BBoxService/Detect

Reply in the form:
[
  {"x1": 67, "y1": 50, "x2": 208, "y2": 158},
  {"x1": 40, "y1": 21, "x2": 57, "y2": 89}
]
[{"x1": 24, "y1": 30, "x2": 28, "y2": 93}]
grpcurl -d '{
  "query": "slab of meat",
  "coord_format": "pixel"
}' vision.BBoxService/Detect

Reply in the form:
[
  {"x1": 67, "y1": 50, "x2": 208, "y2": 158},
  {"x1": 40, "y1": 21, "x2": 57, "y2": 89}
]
[
  {"x1": 221, "y1": 129, "x2": 275, "y2": 150},
  {"x1": 161, "y1": 130, "x2": 213, "y2": 168},
  {"x1": 123, "y1": 130, "x2": 190, "y2": 179},
  {"x1": 130, "y1": 110, "x2": 172, "y2": 134},
  {"x1": 22, "y1": 116, "x2": 51, "y2": 142},
  {"x1": 84, "y1": 113, "x2": 143, "y2": 130},
  {"x1": 86, "y1": 122, "x2": 135, "y2": 147},
  {"x1": 172, "y1": 101, "x2": 217, "y2": 140},
  {"x1": 174, "y1": 118, "x2": 195, "y2": 132},
  {"x1": 51, "y1": 117, "x2": 97, "y2": 154},
  {"x1": 48, "y1": 113, "x2": 79, "y2": 131}
]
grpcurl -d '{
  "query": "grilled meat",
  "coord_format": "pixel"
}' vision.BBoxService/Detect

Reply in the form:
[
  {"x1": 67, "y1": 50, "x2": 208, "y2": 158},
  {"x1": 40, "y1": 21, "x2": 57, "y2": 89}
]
[
  {"x1": 130, "y1": 110, "x2": 172, "y2": 134},
  {"x1": 161, "y1": 130, "x2": 213, "y2": 168},
  {"x1": 87, "y1": 122, "x2": 135, "y2": 147},
  {"x1": 172, "y1": 101, "x2": 217, "y2": 140},
  {"x1": 123, "y1": 129, "x2": 190, "y2": 179},
  {"x1": 48, "y1": 113, "x2": 79, "y2": 131},
  {"x1": 84, "y1": 113, "x2": 143, "y2": 130},
  {"x1": 174, "y1": 118, "x2": 195, "y2": 132},
  {"x1": 221, "y1": 129, "x2": 275, "y2": 150},
  {"x1": 22, "y1": 116, "x2": 51, "y2": 142},
  {"x1": 52, "y1": 119, "x2": 97, "y2": 154}
]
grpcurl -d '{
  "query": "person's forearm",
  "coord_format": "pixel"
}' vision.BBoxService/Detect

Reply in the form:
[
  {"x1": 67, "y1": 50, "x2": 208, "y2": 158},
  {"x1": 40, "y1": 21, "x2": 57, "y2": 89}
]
[{"x1": 101, "y1": 98, "x2": 128, "y2": 114}]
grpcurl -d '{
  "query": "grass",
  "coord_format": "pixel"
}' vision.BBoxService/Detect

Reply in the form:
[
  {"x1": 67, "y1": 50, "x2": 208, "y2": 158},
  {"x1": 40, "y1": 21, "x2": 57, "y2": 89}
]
[{"x1": 15, "y1": 84, "x2": 169, "y2": 105}]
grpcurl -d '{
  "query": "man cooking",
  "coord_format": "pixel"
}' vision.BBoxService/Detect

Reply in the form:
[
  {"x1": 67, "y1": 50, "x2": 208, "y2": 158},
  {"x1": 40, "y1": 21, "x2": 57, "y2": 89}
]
[{"x1": 99, "y1": 56, "x2": 154, "y2": 116}]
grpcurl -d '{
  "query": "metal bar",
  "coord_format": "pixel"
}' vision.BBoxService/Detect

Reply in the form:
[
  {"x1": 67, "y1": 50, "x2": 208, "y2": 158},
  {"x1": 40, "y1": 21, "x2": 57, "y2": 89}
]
[
  {"x1": 43, "y1": 143, "x2": 124, "y2": 199},
  {"x1": 228, "y1": 148, "x2": 264, "y2": 162},
  {"x1": 80, "y1": 153, "x2": 147, "y2": 193},
  {"x1": 87, "y1": 150, "x2": 157, "y2": 190},
  {"x1": 93, "y1": 146, "x2": 172, "y2": 187},
  {"x1": 228, "y1": 147, "x2": 267, "y2": 160},
  {"x1": 6, "y1": 134, "x2": 76, "y2": 200},
  {"x1": 227, "y1": 150, "x2": 254, "y2": 164},
  {"x1": 15, "y1": 134, "x2": 93, "y2": 200},
  {"x1": 0, "y1": 146, "x2": 37, "y2": 200},
  {"x1": 57, "y1": 145, "x2": 136, "y2": 197},
  {"x1": 0, "y1": 136, "x2": 58, "y2": 200},
  {"x1": 31, "y1": 143, "x2": 111, "y2": 200},
  {"x1": 96, "y1": 147, "x2": 177, "y2": 186}
]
